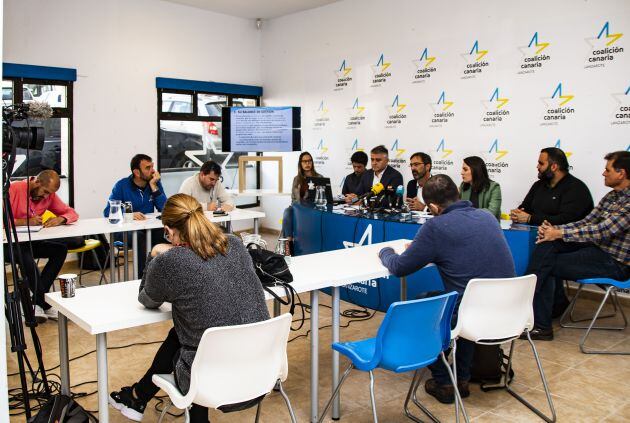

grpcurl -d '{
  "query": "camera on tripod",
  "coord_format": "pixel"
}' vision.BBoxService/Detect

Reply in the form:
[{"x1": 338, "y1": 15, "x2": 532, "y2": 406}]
[{"x1": 2, "y1": 102, "x2": 51, "y2": 153}]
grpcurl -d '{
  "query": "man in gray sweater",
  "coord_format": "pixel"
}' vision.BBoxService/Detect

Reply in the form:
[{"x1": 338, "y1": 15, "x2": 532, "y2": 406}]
[{"x1": 179, "y1": 160, "x2": 235, "y2": 211}]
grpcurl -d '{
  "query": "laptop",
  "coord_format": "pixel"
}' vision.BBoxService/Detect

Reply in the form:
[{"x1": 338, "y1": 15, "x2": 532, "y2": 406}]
[{"x1": 304, "y1": 177, "x2": 338, "y2": 204}]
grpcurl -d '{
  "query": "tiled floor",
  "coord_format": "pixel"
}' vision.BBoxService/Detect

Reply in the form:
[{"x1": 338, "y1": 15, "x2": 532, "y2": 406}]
[{"x1": 6, "y1": 241, "x2": 630, "y2": 422}]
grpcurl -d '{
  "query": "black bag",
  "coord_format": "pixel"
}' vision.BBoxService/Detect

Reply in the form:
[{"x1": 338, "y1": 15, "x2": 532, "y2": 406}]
[
  {"x1": 80, "y1": 234, "x2": 111, "y2": 271},
  {"x1": 470, "y1": 344, "x2": 515, "y2": 391},
  {"x1": 30, "y1": 394, "x2": 97, "y2": 422},
  {"x1": 246, "y1": 244, "x2": 297, "y2": 314}
]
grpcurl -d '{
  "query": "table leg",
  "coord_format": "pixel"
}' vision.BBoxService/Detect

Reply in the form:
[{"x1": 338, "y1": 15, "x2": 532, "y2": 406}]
[
  {"x1": 310, "y1": 290, "x2": 319, "y2": 423},
  {"x1": 273, "y1": 299, "x2": 281, "y2": 317},
  {"x1": 96, "y1": 333, "x2": 109, "y2": 423},
  {"x1": 254, "y1": 218, "x2": 259, "y2": 235},
  {"x1": 123, "y1": 232, "x2": 129, "y2": 281},
  {"x1": 332, "y1": 286, "x2": 341, "y2": 419},
  {"x1": 132, "y1": 231, "x2": 138, "y2": 279},
  {"x1": 226, "y1": 221, "x2": 232, "y2": 233},
  {"x1": 401, "y1": 276, "x2": 407, "y2": 301},
  {"x1": 108, "y1": 233, "x2": 116, "y2": 283},
  {"x1": 58, "y1": 313, "x2": 70, "y2": 396},
  {"x1": 146, "y1": 229, "x2": 152, "y2": 257}
]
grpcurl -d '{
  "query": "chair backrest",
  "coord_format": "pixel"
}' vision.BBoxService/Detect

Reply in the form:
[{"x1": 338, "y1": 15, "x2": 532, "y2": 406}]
[
  {"x1": 454, "y1": 274, "x2": 536, "y2": 343},
  {"x1": 186, "y1": 313, "x2": 292, "y2": 409},
  {"x1": 375, "y1": 291, "x2": 458, "y2": 373}
]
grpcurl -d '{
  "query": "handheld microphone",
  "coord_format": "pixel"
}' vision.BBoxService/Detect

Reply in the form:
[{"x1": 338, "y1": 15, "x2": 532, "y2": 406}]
[
  {"x1": 353, "y1": 182, "x2": 384, "y2": 203},
  {"x1": 395, "y1": 185, "x2": 404, "y2": 208}
]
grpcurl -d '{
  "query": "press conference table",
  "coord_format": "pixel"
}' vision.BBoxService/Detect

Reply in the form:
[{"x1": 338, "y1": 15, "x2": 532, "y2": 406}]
[
  {"x1": 45, "y1": 239, "x2": 409, "y2": 423},
  {"x1": 6, "y1": 208, "x2": 265, "y2": 281}
]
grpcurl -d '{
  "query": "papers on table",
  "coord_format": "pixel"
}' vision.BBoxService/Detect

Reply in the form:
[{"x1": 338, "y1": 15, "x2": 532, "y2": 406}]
[{"x1": 16, "y1": 225, "x2": 43, "y2": 233}]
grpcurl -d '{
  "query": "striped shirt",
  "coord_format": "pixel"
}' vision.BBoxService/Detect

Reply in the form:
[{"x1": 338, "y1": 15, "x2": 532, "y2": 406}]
[{"x1": 561, "y1": 187, "x2": 629, "y2": 266}]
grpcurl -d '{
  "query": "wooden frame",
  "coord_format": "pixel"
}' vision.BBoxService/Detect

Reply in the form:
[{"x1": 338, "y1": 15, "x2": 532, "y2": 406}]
[{"x1": 238, "y1": 156, "x2": 283, "y2": 193}]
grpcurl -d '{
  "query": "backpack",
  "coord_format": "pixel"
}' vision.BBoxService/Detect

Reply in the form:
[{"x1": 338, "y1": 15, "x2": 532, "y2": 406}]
[
  {"x1": 30, "y1": 395, "x2": 98, "y2": 422},
  {"x1": 470, "y1": 344, "x2": 515, "y2": 391}
]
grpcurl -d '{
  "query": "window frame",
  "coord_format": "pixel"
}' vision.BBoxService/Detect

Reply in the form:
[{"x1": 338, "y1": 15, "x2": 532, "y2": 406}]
[
  {"x1": 3, "y1": 76, "x2": 75, "y2": 206},
  {"x1": 156, "y1": 88, "x2": 261, "y2": 208}
]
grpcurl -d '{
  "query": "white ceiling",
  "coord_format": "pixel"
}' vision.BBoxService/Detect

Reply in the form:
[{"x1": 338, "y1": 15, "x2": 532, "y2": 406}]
[{"x1": 160, "y1": 0, "x2": 342, "y2": 20}]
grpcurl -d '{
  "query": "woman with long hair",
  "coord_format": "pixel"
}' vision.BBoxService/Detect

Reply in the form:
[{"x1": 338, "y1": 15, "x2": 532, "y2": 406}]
[
  {"x1": 109, "y1": 194, "x2": 269, "y2": 422},
  {"x1": 459, "y1": 156, "x2": 502, "y2": 220},
  {"x1": 281, "y1": 151, "x2": 323, "y2": 238}
]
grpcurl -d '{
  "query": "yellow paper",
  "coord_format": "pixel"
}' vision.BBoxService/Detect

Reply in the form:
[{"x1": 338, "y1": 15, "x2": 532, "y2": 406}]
[{"x1": 41, "y1": 210, "x2": 57, "y2": 224}]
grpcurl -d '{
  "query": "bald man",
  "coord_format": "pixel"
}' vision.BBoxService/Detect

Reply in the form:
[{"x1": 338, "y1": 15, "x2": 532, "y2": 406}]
[{"x1": 8, "y1": 170, "x2": 79, "y2": 322}]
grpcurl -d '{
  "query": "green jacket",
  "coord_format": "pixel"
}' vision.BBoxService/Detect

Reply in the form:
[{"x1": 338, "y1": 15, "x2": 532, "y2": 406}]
[{"x1": 459, "y1": 180, "x2": 502, "y2": 220}]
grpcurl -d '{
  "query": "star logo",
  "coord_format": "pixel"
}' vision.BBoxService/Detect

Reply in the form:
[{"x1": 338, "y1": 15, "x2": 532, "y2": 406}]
[
  {"x1": 371, "y1": 53, "x2": 391, "y2": 74},
  {"x1": 387, "y1": 95, "x2": 407, "y2": 114},
  {"x1": 335, "y1": 59, "x2": 352, "y2": 78},
  {"x1": 350, "y1": 139, "x2": 364, "y2": 152},
  {"x1": 554, "y1": 139, "x2": 572, "y2": 158},
  {"x1": 343, "y1": 224, "x2": 373, "y2": 248},
  {"x1": 436, "y1": 139, "x2": 453, "y2": 158},
  {"x1": 413, "y1": 48, "x2": 436, "y2": 69},
  {"x1": 482, "y1": 88, "x2": 510, "y2": 110},
  {"x1": 586, "y1": 21, "x2": 623, "y2": 48},
  {"x1": 462, "y1": 40, "x2": 488, "y2": 63},
  {"x1": 316, "y1": 139, "x2": 328, "y2": 155},
  {"x1": 391, "y1": 139, "x2": 406, "y2": 158},
  {"x1": 542, "y1": 83, "x2": 574, "y2": 107},
  {"x1": 316, "y1": 100, "x2": 329, "y2": 117},
  {"x1": 489, "y1": 139, "x2": 508, "y2": 160},
  {"x1": 518, "y1": 32, "x2": 550, "y2": 56},
  {"x1": 430, "y1": 91, "x2": 454, "y2": 112},
  {"x1": 348, "y1": 98, "x2": 366, "y2": 117}
]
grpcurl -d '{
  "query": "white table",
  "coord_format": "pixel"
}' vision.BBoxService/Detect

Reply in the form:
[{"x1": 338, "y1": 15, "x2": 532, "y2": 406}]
[
  {"x1": 45, "y1": 239, "x2": 409, "y2": 423},
  {"x1": 226, "y1": 189, "x2": 291, "y2": 197},
  {"x1": 6, "y1": 208, "x2": 265, "y2": 282}
]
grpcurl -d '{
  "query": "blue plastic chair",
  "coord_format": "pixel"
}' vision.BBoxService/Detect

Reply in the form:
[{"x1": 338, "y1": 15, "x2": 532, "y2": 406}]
[
  {"x1": 317, "y1": 292, "x2": 468, "y2": 423},
  {"x1": 560, "y1": 277, "x2": 630, "y2": 354}
]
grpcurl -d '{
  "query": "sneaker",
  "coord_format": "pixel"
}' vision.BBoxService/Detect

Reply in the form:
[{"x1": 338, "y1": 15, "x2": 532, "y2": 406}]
[
  {"x1": 44, "y1": 307, "x2": 58, "y2": 321},
  {"x1": 109, "y1": 385, "x2": 146, "y2": 422},
  {"x1": 519, "y1": 327, "x2": 554, "y2": 341},
  {"x1": 425, "y1": 378, "x2": 455, "y2": 404},
  {"x1": 33, "y1": 306, "x2": 48, "y2": 323}
]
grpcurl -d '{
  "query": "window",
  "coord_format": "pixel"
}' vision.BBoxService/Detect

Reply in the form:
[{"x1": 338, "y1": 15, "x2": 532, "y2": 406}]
[
  {"x1": 156, "y1": 78, "x2": 263, "y2": 207},
  {"x1": 2, "y1": 64, "x2": 75, "y2": 205}
]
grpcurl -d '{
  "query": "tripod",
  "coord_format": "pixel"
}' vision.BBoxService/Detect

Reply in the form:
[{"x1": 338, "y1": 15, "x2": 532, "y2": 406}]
[{"x1": 3, "y1": 163, "x2": 51, "y2": 420}]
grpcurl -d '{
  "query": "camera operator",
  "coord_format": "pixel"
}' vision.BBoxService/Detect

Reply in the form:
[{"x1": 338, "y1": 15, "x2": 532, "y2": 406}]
[{"x1": 7, "y1": 169, "x2": 79, "y2": 322}]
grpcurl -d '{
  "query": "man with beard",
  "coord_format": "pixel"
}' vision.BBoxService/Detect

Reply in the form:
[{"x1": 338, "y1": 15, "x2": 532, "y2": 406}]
[
  {"x1": 105, "y1": 154, "x2": 167, "y2": 275},
  {"x1": 179, "y1": 160, "x2": 234, "y2": 212},
  {"x1": 510, "y1": 147, "x2": 593, "y2": 333},
  {"x1": 510, "y1": 147, "x2": 593, "y2": 225},
  {"x1": 406, "y1": 152, "x2": 432, "y2": 211},
  {"x1": 8, "y1": 170, "x2": 79, "y2": 321},
  {"x1": 524, "y1": 151, "x2": 629, "y2": 340}
]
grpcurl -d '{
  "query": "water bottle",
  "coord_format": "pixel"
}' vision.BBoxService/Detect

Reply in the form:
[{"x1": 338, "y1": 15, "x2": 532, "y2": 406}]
[
  {"x1": 108, "y1": 200, "x2": 123, "y2": 224},
  {"x1": 314, "y1": 186, "x2": 327, "y2": 208}
]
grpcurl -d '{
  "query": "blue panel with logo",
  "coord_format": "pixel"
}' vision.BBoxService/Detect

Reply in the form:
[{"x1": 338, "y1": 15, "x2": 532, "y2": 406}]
[{"x1": 292, "y1": 203, "x2": 536, "y2": 312}]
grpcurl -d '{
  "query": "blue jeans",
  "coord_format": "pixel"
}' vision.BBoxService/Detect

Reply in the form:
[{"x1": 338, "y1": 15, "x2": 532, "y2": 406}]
[
  {"x1": 527, "y1": 241, "x2": 630, "y2": 330},
  {"x1": 281, "y1": 205, "x2": 294, "y2": 238}
]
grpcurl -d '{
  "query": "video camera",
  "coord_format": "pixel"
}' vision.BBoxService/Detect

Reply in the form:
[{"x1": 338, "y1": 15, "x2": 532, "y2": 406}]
[{"x1": 2, "y1": 102, "x2": 52, "y2": 152}]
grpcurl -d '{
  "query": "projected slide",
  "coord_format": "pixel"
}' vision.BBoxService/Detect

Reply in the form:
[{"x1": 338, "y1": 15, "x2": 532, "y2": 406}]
[{"x1": 230, "y1": 107, "x2": 295, "y2": 152}]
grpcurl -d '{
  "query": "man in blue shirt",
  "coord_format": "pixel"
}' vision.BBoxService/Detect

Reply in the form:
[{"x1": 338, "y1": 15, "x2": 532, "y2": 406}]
[
  {"x1": 379, "y1": 174, "x2": 515, "y2": 404},
  {"x1": 104, "y1": 154, "x2": 167, "y2": 274}
]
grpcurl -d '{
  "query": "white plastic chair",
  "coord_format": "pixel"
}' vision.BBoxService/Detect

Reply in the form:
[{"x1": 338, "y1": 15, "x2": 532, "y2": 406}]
[
  {"x1": 452, "y1": 275, "x2": 556, "y2": 423},
  {"x1": 152, "y1": 313, "x2": 296, "y2": 423}
]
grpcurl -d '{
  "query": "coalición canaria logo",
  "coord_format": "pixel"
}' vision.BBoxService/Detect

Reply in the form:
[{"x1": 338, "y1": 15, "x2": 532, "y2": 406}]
[
  {"x1": 461, "y1": 40, "x2": 490, "y2": 79},
  {"x1": 388, "y1": 139, "x2": 407, "y2": 170},
  {"x1": 429, "y1": 91, "x2": 455, "y2": 127},
  {"x1": 481, "y1": 88, "x2": 511, "y2": 127},
  {"x1": 314, "y1": 139, "x2": 329, "y2": 166},
  {"x1": 517, "y1": 32, "x2": 551, "y2": 75},
  {"x1": 385, "y1": 95, "x2": 408, "y2": 128},
  {"x1": 541, "y1": 83, "x2": 575, "y2": 125},
  {"x1": 433, "y1": 139, "x2": 454, "y2": 172},
  {"x1": 485, "y1": 139, "x2": 509, "y2": 174},
  {"x1": 611, "y1": 85, "x2": 630, "y2": 125},
  {"x1": 334, "y1": 59, "x2": 353, "y2": 91},
  {"x1": 370, "y1": 54, "x2": 392, "y2": 87},
  {"x1": 411, "y1": 48, "x2": 437, "y2": 83},
  {"x1": 585, "y1": 21, "x2": 624, "y2": 69},
  {"x1": 346, "y1": 98, "x2": 366, "y2": 129},
  {"x1": 313, "y1": 100, "x2": 330, "y2": 130}
]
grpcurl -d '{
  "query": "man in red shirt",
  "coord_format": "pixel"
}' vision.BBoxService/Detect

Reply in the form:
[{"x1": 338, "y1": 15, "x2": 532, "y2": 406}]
[{"x1": 8, "y1": 170, "x2": 79, "y2": 322}]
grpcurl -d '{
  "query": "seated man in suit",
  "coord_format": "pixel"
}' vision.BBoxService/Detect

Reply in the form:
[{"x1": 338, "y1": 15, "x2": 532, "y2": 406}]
[
  {"x1": 406, "y1": 152, "x2": 432, "y2": 211},
  {"x1": 347, "y1": 145, "x2": 403, "y2": 206}
]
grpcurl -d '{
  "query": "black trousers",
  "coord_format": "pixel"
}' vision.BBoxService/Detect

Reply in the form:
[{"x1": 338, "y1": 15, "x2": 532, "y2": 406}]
[
  {"x1": 6, "y1": 240, "x2": 69, "y2": 309},
  {"x1": 134, "y1": 327, "x2": 209, "y2": 422}
]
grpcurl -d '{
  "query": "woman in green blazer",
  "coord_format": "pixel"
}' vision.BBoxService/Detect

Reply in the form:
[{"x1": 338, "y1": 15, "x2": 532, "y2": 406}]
[{"x1": 459, "y1": 156, "x2": 502, "y2": 220}]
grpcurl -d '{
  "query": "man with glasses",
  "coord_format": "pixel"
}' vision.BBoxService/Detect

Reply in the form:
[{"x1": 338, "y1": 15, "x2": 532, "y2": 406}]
[
  {"x1": 406, "y1": 152, "x2": 432, "y2": 211},
  {"x1": 179, "y1": 160, "x2": 234, "y2": 212}
]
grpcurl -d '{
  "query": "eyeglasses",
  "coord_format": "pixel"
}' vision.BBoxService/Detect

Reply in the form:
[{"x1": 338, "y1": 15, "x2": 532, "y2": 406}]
[
  {"x1": 410, "y1": 162, "x2": 425, "y2": 167},
  {"x1": 301, "y1": 159, "x2": 313, "y2": 164}
]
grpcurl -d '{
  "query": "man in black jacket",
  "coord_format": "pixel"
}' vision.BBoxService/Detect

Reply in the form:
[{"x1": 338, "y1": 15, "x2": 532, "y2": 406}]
[
  {"x1": 342, "y1": 150, "x2": 368, "y2": 199},
  {"x1": 349, "y1": 145, "x2": 403, "y2": 206}
]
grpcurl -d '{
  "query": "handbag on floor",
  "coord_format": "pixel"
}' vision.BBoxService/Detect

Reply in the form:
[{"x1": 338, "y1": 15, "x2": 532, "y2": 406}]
[
  {"x1": 470, "y1": 344, "x2": 515, "y2": 391},
  {"x1": 30, "y1": 394, "x2": 97, "y2": 422}
]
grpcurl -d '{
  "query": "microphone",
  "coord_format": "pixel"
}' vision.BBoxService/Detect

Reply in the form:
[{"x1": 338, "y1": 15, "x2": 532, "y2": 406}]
[
  {"x1": 353, "y1": 182, "x2": 384, "y2": 203},
  {"x1": 395, "y1": 185, "x2": 404, "y2": 208},
  {"x1": 26, "y1": 101, "x2": 54, "y2": 120}
]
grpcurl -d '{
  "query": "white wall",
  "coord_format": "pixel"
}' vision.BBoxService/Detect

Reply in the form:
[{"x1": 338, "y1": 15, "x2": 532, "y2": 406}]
[
  {"x1": 3, "y1": 0, "x2": 262, "y2": 218},
  {"x1": 260, "y1": 0, "x2": 630, "y2": 230}
]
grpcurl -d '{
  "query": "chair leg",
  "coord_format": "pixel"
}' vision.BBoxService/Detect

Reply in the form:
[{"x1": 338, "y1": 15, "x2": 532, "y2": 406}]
[
  {"x1": 78, "y1": 251, "x2": 85, "y2": 287},
  {"x1": 92, "y1": 249, "x2": 107, "y2": 285},
  {"x1": 185, "y1": 407, "x2": 190, "y2": 423},
  {"x1": 442, "y1": 348, "x2": 469, "y2": 423},
  {"x1": 254, "y1": 398, "x2": 263, "y2": 423},
  {"x1": 368, "y1": 370, "x2": 378, "y2": 423},
  {"x1": 277, "y1": 380, "x2": 297, "y2": 423},
  {"x1": 157, "y1": 400, "x2": 171, "y2": 423},
  {"x1": 560, "y1": 285, "x2": 621, "y2": 329},
  {"x1": 318, "y1": 363, "x2": 353, "y2": 423},
  {"x1": 505, "y1": 332, "x2": 557, "y2": 422},
  {"x1": 405, "y1": 368, "x2": 440, "y2": 423},
  {"x1": 580, "y1": 287, "x2": 630, "y2": 355}
]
